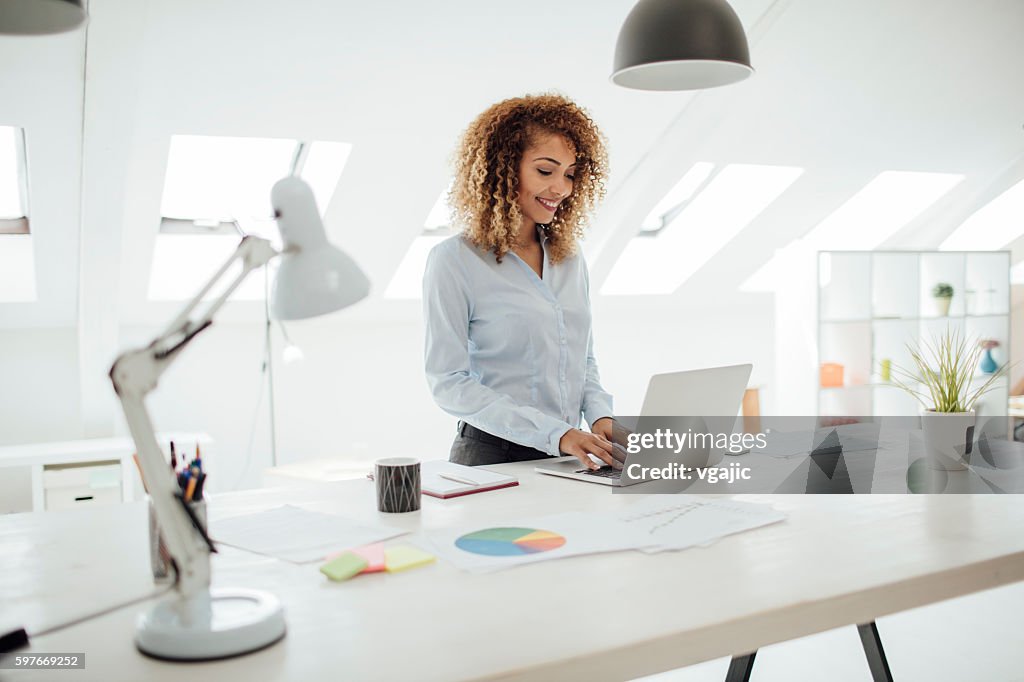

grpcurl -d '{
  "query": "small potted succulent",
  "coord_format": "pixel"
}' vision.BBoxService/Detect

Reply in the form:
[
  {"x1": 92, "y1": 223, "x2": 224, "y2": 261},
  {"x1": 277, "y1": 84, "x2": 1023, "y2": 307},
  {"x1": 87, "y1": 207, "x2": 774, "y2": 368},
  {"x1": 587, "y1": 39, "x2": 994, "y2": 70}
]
[
  {"x1": 932, "y1": 282, "x2": 954, "y2": 316},
  {"x1": 890, "y1": 328, "x2": 1009, "y2": 470}
]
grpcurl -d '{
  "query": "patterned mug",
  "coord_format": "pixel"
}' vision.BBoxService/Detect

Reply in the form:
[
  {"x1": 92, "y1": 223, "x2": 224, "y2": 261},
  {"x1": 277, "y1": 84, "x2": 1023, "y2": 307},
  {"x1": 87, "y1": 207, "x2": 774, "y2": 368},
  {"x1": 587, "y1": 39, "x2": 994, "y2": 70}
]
[{"x1": 375, "y1": 457, "x2": 421, "y2": 513}]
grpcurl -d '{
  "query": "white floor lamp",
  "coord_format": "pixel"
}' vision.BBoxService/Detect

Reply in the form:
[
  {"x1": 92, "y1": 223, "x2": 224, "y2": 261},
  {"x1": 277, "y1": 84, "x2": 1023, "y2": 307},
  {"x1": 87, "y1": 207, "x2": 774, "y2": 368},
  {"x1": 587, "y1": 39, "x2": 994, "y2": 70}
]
[{"x1": 109, "y1": 176, "x2": 369, "y2": 660}]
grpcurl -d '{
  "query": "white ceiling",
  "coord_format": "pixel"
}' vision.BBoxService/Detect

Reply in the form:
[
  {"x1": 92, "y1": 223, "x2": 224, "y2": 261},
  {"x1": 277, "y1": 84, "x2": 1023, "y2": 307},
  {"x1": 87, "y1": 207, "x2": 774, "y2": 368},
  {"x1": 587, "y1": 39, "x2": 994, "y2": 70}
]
[{"x1": 2, "y1": 0, "x2": 1023, "y2": 331}]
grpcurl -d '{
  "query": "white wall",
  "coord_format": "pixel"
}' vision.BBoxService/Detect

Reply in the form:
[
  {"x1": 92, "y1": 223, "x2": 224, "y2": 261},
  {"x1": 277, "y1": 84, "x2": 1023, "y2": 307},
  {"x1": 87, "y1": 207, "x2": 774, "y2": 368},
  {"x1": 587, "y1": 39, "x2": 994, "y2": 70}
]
[
  {"x1": 0, "y1": 329, "x2": 82, "y2": 445},
  {"x1": 0, "y1": 303, "x2": 774, "y2": 501},
  {"x1": 0, "y1": 329, "x2": 83, "y2": 513}
]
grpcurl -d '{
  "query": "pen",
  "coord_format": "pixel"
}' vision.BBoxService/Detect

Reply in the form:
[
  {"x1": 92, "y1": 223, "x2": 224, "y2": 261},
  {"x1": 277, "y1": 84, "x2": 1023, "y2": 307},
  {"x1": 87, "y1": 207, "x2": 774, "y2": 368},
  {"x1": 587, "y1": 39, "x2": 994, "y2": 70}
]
[{"x1": 439, "y1": 473, "x2": 479, "y2": 486}]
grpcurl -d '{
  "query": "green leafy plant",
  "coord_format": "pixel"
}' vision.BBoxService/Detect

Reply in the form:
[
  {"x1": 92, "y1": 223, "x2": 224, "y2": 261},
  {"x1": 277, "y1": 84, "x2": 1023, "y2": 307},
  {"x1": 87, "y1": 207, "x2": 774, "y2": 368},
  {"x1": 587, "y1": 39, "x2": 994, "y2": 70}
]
[
  {"x1": 931, "y1": 282, "x2": 953, "y2": 298},
  {"x1": 890, "y1": 327, "x2": 1009, "y2": 413}
]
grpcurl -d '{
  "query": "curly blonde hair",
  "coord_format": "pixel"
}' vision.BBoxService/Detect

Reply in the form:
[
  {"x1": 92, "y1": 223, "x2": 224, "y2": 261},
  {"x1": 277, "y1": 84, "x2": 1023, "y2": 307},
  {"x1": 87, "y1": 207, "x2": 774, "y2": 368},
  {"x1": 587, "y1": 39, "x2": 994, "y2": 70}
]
[{"x1": 449, "y1": 93, "x2": 608, "y2": 264}]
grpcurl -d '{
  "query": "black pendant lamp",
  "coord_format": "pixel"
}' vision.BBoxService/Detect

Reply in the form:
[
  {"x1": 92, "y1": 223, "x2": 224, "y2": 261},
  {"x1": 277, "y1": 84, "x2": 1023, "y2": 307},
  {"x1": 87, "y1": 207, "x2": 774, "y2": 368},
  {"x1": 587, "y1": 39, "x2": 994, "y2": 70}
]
[
  {"x1": 612, "y1": 0, "x2": 753, "y2": 91},
  {"x1": 0, "y1": 0, "x2": 87, "y2": 35}
]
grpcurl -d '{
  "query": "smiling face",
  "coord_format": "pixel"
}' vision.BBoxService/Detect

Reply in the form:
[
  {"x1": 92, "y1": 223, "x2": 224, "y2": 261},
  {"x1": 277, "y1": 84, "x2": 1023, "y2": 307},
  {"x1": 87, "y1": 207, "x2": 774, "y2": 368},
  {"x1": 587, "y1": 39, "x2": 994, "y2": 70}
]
[{"x1": 516, "y1": 131, "x2": 577, "y2": 231}]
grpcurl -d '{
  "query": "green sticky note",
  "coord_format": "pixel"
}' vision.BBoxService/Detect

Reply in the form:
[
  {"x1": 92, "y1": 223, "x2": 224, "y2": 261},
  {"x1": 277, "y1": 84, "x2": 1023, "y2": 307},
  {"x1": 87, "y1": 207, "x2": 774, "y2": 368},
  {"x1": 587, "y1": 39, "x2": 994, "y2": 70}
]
[
  {"x1": 384, "y1": 545, "x2": 436, "y2": 573},
  {"x1": 320, "y1": 552, "x2": 369, "y2": 581}
]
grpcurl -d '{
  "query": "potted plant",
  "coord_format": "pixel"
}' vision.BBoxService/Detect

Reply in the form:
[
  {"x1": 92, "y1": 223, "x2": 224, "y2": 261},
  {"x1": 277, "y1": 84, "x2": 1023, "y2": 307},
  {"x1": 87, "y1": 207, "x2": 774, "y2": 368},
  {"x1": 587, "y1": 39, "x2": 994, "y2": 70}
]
[
  {"x1": 931, "y1": 282, "x2": 954, "y2": 316},
  {"x1": 890, "y1": 328, "x2": 1009, "y2": 471}
]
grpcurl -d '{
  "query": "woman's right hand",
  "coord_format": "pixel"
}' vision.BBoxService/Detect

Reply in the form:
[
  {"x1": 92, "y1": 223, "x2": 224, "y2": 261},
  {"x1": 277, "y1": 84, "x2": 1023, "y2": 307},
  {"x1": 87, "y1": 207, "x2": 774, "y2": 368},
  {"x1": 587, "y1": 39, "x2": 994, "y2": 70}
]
[{"x1": 558, "y1": 429, "x2": 620, "y2": 470}]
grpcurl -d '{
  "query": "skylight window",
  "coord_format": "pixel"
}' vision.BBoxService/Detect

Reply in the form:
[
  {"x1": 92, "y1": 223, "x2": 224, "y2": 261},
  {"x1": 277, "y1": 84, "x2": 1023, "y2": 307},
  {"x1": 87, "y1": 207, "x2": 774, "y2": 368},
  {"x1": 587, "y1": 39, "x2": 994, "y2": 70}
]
[
  {"x1": 739, "y1": 170, "x2": 963, "y2": 293},
  {"x1": 940, "y1": 178, "x2": 1024, "y2": 251},
  {"x1": 801, "y1": 171, "x2": 963, "y2": 250},
  {"x1": 161, "y1": 136, "x2": 294, "y2": 222},
  {"x1": 383, "y1": 234, "x2": 450, "y2": 299},
  {"x1": 148, "y1": 234, "x2": 271, "y2": 301},
  {"x1": 423, "y1": 184, "x2": 453, "y2": 231},
  {"x1": 602, "y1": 164, "x2": 803, "y2": 295},
  {"x1": 149, "y1": 135, "x2": 350, "y2": 301},
  {"x1": 384, "y1": 186, "x2": 455, "y2": 300},
  {"x1": 0, "y1": 125, "x2": 28, "y2": 232},
  {"x1": 640, "y1": 162, "x2": 714, "y2": 232},
  {"x1": 0, "y1": 126, "x2": 34, "y2": 300}
]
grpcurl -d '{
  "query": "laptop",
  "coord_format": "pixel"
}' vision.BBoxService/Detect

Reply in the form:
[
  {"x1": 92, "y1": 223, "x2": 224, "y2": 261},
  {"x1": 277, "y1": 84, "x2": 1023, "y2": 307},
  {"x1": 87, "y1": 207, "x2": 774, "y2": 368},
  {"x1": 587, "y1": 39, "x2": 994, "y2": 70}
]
[{"x1": 534, "y1": 364, "x2": 753, "y2": 486}]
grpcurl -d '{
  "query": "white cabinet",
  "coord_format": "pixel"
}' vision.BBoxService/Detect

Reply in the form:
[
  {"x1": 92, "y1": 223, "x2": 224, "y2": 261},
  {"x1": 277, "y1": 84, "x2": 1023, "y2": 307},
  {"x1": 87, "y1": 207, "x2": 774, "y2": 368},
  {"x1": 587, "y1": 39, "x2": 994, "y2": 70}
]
[{"x1": 43, "y1": 461, "x2": 122, "y2": 511}]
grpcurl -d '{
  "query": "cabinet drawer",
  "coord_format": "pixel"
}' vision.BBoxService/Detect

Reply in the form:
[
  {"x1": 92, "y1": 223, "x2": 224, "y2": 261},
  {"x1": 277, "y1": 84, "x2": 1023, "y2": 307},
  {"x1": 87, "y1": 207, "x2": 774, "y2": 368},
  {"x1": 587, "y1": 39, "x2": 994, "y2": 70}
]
[{"x1": 42, "y1": 460, "x2": 121, "y2": 511}]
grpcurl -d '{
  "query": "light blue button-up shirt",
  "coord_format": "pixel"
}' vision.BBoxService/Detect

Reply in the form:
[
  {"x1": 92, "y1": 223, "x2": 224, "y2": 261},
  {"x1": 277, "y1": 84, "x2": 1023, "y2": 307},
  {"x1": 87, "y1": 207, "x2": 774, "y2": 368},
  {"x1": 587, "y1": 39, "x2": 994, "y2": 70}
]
[{"x1": 423, "y1": 233, "x2": 614, "y2": 456}]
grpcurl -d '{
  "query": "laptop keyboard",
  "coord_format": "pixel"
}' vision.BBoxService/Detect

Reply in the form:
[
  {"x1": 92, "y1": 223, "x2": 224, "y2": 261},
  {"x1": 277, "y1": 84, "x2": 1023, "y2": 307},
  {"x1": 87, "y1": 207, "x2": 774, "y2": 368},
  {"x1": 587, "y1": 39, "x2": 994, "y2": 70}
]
[{"x1": 576, "y1": 465, "x2": 621, "y2": 479}]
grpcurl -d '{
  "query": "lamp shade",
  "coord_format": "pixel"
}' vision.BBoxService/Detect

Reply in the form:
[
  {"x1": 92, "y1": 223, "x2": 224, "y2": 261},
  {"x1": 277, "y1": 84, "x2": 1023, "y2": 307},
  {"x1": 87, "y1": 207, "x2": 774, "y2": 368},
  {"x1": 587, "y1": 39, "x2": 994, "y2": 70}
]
[
  {"x1": 612, "y1": 0, "x2": 753, "y2": 91},
  {"x1": 0, "y1": 0, "x2": 86, "y2": 35},
  {"x1": 270, "y1": 176, "x2": 370, "y2": 321}
]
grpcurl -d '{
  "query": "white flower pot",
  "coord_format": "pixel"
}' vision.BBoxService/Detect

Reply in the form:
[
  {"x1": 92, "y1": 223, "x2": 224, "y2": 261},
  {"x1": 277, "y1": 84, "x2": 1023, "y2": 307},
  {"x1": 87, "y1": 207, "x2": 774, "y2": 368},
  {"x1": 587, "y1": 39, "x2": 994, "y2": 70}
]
[
  {"x1": 921, "y1": 409, "x2": 975, "y2": 471},
  {"x1": 934, "y1": 296, "x2": 952, "y2": 316}
]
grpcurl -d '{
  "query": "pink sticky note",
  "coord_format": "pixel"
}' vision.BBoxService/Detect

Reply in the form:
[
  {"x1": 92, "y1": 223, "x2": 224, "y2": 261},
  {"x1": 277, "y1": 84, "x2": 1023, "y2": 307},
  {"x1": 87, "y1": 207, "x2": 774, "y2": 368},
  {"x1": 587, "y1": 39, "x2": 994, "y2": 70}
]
[{"x1": 352, "y1": 542, "x2": 386, "y2": 573}]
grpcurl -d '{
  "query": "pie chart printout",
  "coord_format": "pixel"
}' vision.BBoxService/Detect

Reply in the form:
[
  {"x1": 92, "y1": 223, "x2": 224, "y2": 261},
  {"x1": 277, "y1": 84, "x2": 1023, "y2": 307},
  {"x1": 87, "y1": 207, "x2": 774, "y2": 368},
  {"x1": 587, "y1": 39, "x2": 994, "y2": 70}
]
[{"x1": 454, "y1": 527, "x2": 567, "y2": 556}]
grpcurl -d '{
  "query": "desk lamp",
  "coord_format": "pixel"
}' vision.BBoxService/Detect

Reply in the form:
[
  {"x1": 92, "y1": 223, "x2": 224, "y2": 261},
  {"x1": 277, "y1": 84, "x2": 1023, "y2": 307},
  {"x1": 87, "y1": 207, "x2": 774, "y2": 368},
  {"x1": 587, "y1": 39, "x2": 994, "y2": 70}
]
[{"x1": 109, "y1": 176, "x2": 369, "y2": 659}]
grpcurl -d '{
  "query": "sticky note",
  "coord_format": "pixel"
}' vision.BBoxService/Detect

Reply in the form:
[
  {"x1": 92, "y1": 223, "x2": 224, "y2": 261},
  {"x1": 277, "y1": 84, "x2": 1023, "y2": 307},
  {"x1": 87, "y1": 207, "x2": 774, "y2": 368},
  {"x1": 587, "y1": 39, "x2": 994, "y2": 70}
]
[
  {"x1": 384, "y1": 545, "x2": 436, "y2": 573},
  {"x1": 352, "y1": 542, "x2": 386, "y2": 573},
  {"x1": 320, "y1": 552, "x2": 368, "y2": 581}
]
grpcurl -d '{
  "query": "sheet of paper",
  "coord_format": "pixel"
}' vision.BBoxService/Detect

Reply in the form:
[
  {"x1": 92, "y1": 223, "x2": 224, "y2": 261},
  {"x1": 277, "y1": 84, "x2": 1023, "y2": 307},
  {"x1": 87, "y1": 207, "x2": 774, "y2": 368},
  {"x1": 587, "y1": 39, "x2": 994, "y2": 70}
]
[
  {"x1": 212, "y1": 504, "x2": 406, "y2": 563},
  {"x1": 601, "y1": 496, "x2": 787, "y2": 553},
  {"x1": 423, "y1": 511, "x2": 657, "y2": 573},
  {"x1": 421, "y1": 461, "x2": 515, "y2": 495}
]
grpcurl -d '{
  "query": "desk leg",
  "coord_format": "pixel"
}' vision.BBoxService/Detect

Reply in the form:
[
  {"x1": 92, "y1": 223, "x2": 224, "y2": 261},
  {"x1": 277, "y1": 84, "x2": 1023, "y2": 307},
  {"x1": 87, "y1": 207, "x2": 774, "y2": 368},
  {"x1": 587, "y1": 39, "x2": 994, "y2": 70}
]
[
  {"x1": 857, "y1": 621, "x2": 894, "y2": 682},
  {"x1": 725, "y1": 651, "x2": 756, "y2": 682}
]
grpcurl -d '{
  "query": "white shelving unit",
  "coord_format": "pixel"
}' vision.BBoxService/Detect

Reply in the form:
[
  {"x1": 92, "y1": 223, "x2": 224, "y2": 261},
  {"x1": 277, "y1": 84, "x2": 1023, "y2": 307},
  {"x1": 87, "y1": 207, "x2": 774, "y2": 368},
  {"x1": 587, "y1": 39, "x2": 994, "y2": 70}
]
[{"x1": 817, "y1": 251, "x2": 1010, "y2": 432}]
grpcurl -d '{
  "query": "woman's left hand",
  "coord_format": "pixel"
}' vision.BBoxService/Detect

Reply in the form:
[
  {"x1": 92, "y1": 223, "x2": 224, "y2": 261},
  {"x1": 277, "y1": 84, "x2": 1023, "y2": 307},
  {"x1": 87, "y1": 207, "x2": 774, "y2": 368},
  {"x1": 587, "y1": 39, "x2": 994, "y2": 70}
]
[{"x1": 591, "y1": 417, "x2": 615, "y2": 442}]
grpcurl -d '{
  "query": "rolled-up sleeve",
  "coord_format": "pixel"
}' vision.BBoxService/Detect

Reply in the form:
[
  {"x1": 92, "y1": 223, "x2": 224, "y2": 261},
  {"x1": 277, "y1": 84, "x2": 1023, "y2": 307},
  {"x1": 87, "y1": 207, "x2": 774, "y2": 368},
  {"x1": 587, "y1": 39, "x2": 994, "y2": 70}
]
[
  {"x1": 580, "y1": 260, "x2": 613, "y2": 427},
  {"x1": 422, "y1": 242, "x2": 573, "y2": 456}
]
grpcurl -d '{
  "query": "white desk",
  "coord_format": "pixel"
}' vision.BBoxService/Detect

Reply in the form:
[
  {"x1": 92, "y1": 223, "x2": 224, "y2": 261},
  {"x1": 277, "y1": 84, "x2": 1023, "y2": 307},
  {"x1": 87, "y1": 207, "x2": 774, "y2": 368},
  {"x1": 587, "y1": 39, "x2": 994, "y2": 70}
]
[{"x1": 2, "y1": 461, "x2": 1024, "y2": 681}]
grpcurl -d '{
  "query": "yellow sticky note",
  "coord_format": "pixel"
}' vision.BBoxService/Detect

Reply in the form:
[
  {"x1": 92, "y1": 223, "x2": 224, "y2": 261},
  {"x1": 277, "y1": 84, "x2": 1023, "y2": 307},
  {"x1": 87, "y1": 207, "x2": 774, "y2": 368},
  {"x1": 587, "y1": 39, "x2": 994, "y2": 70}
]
[
  {"x1": 320, "y1": 552, "x2": 368, "y2": 581},
  {"x1": 384, "y1": 545, "x2": 436, "y2": 573}
]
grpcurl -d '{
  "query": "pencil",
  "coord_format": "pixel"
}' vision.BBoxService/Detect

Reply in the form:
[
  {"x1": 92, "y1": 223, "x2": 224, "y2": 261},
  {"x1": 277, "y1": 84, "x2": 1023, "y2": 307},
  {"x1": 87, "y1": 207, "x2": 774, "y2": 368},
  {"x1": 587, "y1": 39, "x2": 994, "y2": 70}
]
[
  {"x1": 131, "y1": 453, "x2": 149, "y2": 494},
  {"x1": 184, "y1": 475, "x2": 197, "y2": 503}
]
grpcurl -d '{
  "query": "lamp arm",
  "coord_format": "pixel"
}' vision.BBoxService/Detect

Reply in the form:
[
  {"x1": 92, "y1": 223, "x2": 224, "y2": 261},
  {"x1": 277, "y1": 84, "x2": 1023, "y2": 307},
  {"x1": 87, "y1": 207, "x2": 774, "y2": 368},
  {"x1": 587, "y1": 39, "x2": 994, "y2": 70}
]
[{"x1": 109, "y1": 235, "x2": 279, "y2": 598}]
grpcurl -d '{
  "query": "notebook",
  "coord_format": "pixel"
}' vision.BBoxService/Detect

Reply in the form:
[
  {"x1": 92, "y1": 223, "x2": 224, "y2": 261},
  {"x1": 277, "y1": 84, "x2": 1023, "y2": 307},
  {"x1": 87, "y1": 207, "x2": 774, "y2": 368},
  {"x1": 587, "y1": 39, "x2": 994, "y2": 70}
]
[{"x1": 421, "y1": 461, "x2": 518, "y2": 499}]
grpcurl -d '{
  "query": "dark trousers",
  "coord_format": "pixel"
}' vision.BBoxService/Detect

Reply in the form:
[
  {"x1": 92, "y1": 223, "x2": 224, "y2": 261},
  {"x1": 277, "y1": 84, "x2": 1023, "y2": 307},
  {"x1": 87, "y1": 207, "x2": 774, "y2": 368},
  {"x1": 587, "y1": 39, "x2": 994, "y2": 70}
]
[{"x1": 449, "y1": 422, "x2": 550, "y2": 467}]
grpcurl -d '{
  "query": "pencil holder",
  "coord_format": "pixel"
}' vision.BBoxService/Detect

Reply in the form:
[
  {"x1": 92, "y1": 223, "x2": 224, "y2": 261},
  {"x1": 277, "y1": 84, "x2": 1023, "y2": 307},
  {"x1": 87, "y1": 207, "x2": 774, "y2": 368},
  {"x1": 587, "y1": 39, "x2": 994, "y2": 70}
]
[{"x1": 148, "y1": 496, "x2": 207, "y2": 582}]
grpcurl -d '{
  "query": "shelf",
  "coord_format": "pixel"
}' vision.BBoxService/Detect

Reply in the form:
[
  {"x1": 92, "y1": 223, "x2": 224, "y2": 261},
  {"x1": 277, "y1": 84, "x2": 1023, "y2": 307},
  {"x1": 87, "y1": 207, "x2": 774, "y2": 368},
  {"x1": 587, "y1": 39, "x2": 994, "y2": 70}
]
[
  {"x1": 817, "y1": 250, "x2": 1010, "y2": 423},
  {"x1": 821, "y1": 375, "x2": 1007, "y2": 391}
]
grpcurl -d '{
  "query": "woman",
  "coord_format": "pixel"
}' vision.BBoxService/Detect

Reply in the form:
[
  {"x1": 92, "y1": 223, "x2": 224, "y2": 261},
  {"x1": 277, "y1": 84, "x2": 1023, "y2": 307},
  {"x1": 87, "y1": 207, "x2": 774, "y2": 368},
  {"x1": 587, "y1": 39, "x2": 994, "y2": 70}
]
[{"x1": 423, "y1": 93, "x2": 618, "y2": 470}]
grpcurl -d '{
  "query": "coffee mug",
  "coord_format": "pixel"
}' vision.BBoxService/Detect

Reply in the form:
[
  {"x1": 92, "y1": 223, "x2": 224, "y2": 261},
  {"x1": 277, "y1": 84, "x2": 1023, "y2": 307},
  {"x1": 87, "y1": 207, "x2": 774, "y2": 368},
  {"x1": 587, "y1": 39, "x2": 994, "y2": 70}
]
[{"x1": 375, "y1": 457, "x2": 421, "y2": 513}]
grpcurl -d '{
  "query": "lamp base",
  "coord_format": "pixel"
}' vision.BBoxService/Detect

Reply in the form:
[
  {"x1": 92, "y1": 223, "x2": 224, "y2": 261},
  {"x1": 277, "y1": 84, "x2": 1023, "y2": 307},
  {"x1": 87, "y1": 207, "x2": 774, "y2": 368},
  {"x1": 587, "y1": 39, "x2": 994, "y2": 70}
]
[{"x1": 136, "y1": 588, "x2": 286, "y2": 661}]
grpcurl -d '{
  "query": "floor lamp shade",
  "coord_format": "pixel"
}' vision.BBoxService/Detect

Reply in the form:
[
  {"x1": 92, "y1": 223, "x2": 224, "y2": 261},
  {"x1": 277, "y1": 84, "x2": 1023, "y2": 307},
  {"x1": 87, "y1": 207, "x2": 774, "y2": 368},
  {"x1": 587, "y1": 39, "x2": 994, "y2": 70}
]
[
  {"x1": 0, "y1": 0, "x2": 86, "y2": 35},
  {"x1": 270, "y1": 177, "x2": 370, "y2": 320},
  {"x1": 612, "y1": 0, "x2": 753, "y2": 91}
]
